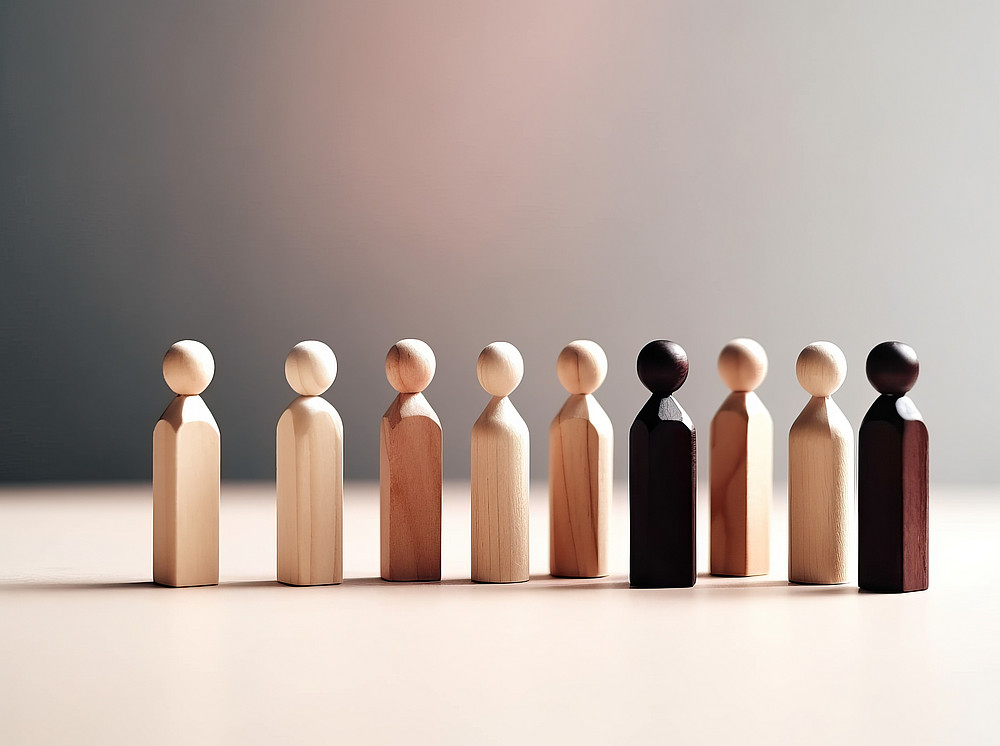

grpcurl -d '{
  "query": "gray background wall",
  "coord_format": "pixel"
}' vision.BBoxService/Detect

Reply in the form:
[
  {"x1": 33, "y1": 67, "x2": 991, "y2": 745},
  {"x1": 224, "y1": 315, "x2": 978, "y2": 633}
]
[{"x1": 1, "y1": 1, "x2": 997, "y2": 484}]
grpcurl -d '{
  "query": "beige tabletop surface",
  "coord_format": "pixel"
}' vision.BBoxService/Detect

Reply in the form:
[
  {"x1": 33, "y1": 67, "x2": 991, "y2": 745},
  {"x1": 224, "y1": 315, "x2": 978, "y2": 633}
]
[{"x1": 0, "y1": 482, "x2": 996, "y2": 745}]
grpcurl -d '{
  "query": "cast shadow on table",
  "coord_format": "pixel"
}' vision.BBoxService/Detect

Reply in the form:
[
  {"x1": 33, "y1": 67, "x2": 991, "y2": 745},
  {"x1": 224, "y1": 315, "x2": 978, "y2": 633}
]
[
  {"x1": 0, "y1": 580, "x2": 159, "y2": 591},
  {"x1": 696, "y1": 573, "x2": 858, "y2": 594},
  {"x1": 0, "y1": 576, "x2": 858, "y2": 594}
]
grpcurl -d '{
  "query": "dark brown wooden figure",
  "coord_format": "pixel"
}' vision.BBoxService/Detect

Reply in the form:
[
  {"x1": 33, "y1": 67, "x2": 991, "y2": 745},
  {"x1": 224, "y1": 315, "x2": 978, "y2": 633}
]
[
  {"x1": 629, "y1": 340, "x2": 697, "y2": 588},
  {"x1": 859, "y1": 341, "x2": 929, "y2": 593}
]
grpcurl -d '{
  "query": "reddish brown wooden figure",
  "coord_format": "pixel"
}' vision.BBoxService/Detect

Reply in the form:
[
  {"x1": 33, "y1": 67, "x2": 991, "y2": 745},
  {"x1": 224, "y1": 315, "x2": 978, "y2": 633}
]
[
  {"x1": 549, "y1": 341, "x2": 613, "y2": 578},
  {"x1": 858, "y1": 341, "x2": 929, "y2": 593},
  {"x1": 710, "y1": 339, "x2": 772, "y2": 577},
  {"x1": 380, "y1": 339, "x2": 442, "y2": 582}
]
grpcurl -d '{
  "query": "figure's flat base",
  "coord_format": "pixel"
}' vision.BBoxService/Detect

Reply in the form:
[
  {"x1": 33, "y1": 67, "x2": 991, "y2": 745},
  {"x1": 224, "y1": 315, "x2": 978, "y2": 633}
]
[
  {"x1": 629, "y1": 582, "x2": 697, "y2": 589},
  {"x1": 550, "y1": 572, "x2": 610, "y2": 579},
  {"x1": 710, "y1": 570, "x2": 769, "y2": 578},
  {"x1": 859, "y1": 584, "x2": 929, "y2": 594}
]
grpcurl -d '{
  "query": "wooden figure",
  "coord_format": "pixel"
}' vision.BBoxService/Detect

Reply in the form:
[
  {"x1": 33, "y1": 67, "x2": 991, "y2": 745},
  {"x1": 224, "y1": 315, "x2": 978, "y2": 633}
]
[
  {"x1": 859, "y1": 341, "x2": 929, "y2": 593},
  {"x1": 153, "y1": 340, "x2": 220, "y2": 587},
  {"x1": 788, "y1": 341, "x2": 853, "y2": 585},
  {"x1": 276, "y1": 341, "x2": 343, "y2": 586},
  {"x1": 710, "y1": 338, "x2": 773, "y2": 577},
  {"x1": 629, "y1": 340, "x2": 697, "y2": 588},
  {"x1": 471, "y1": 342, "x2": 529, "y2": 583},
  {"x1": 549, "y1": 340, "x2": 613, "y2": 578},
  {"x1": 380, "y1": 339, "x2": 442, "y2": 582}
]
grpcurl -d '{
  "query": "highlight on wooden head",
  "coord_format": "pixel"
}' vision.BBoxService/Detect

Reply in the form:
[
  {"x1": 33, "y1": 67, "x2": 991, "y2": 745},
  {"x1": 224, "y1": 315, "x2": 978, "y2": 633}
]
[
  {"x1": 162, "y1": 339, "x2": 215, "y2": 396},
  {"x1": 285, "y1": 340, "x2": 337, "y2": 396},
  {"x1": 866, "y1": 341, "x2": 919, "y2": 395},
  {"x1": 717, "y1": 338, "x2": 768, "y2": 392},
  {"x1": 386, "y1": 338, "x2": 436, "y2": 393},
  {"x1": 556, "y1": 340, "x2": 608, "y2": 395},
  {"x1": 477, "y1": 341, "x2": 524, "y2": 397},
  {"x1": 636, "y1": 340, "x2": 688, "y2": 396},
  {"x1": 795, "y1": 341, "x2": 847, "y2": 398}
]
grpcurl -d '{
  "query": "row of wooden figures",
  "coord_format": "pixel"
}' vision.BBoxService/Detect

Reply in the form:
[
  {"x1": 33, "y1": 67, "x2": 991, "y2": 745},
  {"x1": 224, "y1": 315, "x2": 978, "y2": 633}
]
[{"x1": 153, "y1": 337, "x2": 928, "y2": 594}]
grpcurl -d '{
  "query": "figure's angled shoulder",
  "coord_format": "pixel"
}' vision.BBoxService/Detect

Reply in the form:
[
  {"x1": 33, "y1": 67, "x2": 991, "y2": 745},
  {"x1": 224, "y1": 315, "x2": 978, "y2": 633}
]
[{"x1": 158, "y1": 395, "x2": 217, "y2": 432}]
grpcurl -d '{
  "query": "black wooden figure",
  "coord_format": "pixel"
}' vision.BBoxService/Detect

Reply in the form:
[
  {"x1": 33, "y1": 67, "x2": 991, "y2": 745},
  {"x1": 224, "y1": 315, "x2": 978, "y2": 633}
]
[
  {"x1": 858, "y1": 341, "x2": 929, "y2": 593},
  {"x1": 629, "y1": 340, "x2": 697, "y2": 588}
]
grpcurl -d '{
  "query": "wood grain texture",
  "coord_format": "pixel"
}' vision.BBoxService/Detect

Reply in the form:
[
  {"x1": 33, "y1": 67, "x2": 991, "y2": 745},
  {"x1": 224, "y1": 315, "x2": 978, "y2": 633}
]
[
  {"x1": 710, "y1": 392, "x2": 773, "y2": 577},
  {"x1": 153, "y1": 395, "x2": 220, "y2": 587},
  {"x1": 859, "y1": 396, "x2": 929, "y2": 593},
  {"x1": 549, "y1": 394, "x2": 613, "y2": 578},
  {"x1": 471, "y1": 396, "x2": 529, "y2": 583},
  {"x1": 380, "y1": 392, "x2": 442, "y2": 581},
  {"x1": 276, "y1": 396, "x2": 344, "y2": 586},
  {"x1": 788, "y1": 397, "x2": 853, "y2": 584},
  {"x1": 629, "y1": 395, "x2": 697, "y2": 588}
]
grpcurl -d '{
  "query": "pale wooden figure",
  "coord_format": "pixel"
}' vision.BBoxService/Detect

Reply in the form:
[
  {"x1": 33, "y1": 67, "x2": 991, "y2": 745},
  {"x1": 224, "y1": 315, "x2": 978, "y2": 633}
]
[
  {"x1": 276, "y1": 341, "x2": 344, "y2": 586},
  {"x1": 471, "y1": 342, "x2": 529, "y2": 583},
  {"x1": 153, "y1": 340, "x2": 220, "y2": 587},
  {"x1": 380, "y1": 339, "x2": 442, "y2": 582},
  {"x1": 710, "y1": 339, "x2": 773, "y2": 577},
  {"x1": 549, "y1": 340, "x2": 613, "y2": 578},
  {"x1": 788, "y1": 341, "x2": 853, "y2": 585}
]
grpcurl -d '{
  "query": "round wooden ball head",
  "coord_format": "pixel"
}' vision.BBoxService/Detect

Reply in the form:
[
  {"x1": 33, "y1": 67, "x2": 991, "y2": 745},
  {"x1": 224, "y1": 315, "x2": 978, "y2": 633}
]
[
  {"x1": 285, "y1": 341, "x2": 337, "y2": 396},
  {"x1": 477, "y1": 342, "x2": 523, "y2": 398},
  {"x1": 867, "y1": 341, "x2": 918, "y2": 395},
  {"x1": 557, "y1": 340, "x2": 607, "y2": 395},
  {"x1": 796, "y1": 342, "x2": 846, "y2": 398},
  {"x1": 386, "y1": 339, "x2": 436, "y2": 394},
  {"x1": 163, "y1": 340, "x2": 214, "y2": 395},
  {"x1": 718, "y1": 338, "x2": 767, "y2": 392},
  {"x1": 637, "y1": 340, "x2": 688, "y2": 396}
]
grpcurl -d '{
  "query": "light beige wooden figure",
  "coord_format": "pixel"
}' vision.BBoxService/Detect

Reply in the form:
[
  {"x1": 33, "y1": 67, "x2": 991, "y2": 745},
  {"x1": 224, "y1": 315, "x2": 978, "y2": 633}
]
[
  {"x1": 710, "y1": 338, "x2": 773, "y2": 577},
  {"x1": 380, "y1": 339, "x2": 442, "y2": 582},
  {"x1": 788, "y1": 341, "x2": 853, "y2": 585},
  {"x1": 153, "y1": 340, "x2": 220, "y2": 587},
  {"x1": 471, "y1": 342, "x2": 529, "y2": 583},
  {"x1": 549, "y1": 340, "x2": 613, "y2": 578},
  {"x1": 276, "y1": 341, "x2": 344, "y2": 586}
]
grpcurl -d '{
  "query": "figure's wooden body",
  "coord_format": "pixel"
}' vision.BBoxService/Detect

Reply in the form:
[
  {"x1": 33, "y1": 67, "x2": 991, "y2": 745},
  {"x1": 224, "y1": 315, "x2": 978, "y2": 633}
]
[
  {"x1": 276, "y1": 396, "x2": 344, "y2": 586},
  {"x1": 472, "y1": 396, "x2": 529, "y2": 583},
  {"x1": 710, "y1": 391, "x2": 772, "y2": 576},
  {"x1": 859, "y1": 396, "x2": 929, "y2": 593},
  {"x1": 549, "y1": 394, "x2": 613, "y2": 578},
  {"x1": 630, "y1": 395, "x2": 696, "y2": 588},
  {"x1": 153, "y1": 395, "x2": 220, "y2": 587},
  {"x1": 380, "y1": 392, "x2": 442, "y2": 581},
  {"x1": 788, "y1": 397, "x2": 852, "y2": 584}
]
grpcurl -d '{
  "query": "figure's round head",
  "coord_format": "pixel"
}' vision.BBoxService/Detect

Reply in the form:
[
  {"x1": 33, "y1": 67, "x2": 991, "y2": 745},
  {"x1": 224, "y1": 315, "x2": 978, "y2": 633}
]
[
  {"x1": 636, "y1": 340, "x2": 688, "y2": 396},
  {"x1": 796, "y1": 341, "x2": 847, "y2": 397},
  {"x1": 285, "y1": 341, "x2": 337, "y2": 396},
  {"x1": 718, "y1": 338, "x2": 768, "y2": 392},
  {"x1": 386, "y1": 338, "x2": 436, "y2": 393},
  {"x1": 866, "y1": 341, "x2": 918, "y2": 395},
  {"x1": 163, "y1": 340, "x2": 215, "y2": 395},
  {"x1": 557, "y1": 340, "x2": 608, "y2": 395},
  {"x1": 477, "y1": 341, "x2": 523, "y2": 397}
]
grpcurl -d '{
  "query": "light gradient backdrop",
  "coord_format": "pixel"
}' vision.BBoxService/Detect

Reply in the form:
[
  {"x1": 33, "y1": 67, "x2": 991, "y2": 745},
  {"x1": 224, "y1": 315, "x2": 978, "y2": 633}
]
[{"x1": 2, "y1": 1, "x2": 997, "y2": 484}]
